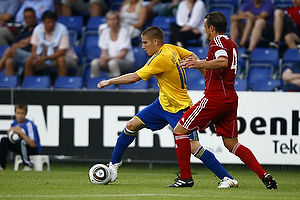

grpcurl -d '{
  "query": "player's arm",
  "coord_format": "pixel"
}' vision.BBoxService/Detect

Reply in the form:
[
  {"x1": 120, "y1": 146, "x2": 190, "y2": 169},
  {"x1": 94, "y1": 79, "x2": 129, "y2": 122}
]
[
  {"x1": 182, "y1": 55, "x2": 227, "y2": 71},
  {"x1": 97, "y1": 72, "x2": 141, "y2": 89}
]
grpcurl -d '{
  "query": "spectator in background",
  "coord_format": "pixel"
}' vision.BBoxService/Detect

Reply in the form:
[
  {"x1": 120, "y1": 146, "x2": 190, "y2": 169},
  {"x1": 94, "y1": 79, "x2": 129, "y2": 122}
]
[
  {"x1": 24, "y1": 10, "x2": 78, "y2": 77},
  {"x1": 269, "y1": 0, "x2": 300, "y2": 49},
  {"x1": 91, "y1": 11, "x2": 134, "y2": 78},
  {"x1": 61, "y1": 0, "x2": 107, "y2": 17},
  {"x1": 145, "y1": 0, "x2": 180, "y2": 18},
  {"x1": 170, "y1": 0, "x2": 206, "y2": 48},
  {"x1": 15, "y1": 0, "x2": 55, "y2": 24},
  {"x1": 119, "y1": 0, "x2": 148, "y2": 39},
  {"x1": 0, "y1": 0, "x2": 21, "y2": 45},
  {"x1": 0, "y1": 0, "x2": 55, "y2": 48},
  {"x1": 282, "y1": 64, "x2": 300, "y2": 91},
  {"x1": 53, "y1": 0, "x2": 62, "y2": 18},
  {"x1": 230, "y1": 0, "x2": 274, "y2": 58},
  {"x1": 0, "y1": 8, "x2": 37, "y2": 76},
  {"x1": 0, "y1": 103, "x2": 42, "y2": 171},
  {"x1": 0, "y1": 0, "x2": 20, "y2": 24}
]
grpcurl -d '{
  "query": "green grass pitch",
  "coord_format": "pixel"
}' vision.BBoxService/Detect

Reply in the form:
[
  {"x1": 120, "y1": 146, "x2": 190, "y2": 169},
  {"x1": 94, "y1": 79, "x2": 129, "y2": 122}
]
[{"x1": 0, "y1": 162, "x2": 299, "y2": 200}]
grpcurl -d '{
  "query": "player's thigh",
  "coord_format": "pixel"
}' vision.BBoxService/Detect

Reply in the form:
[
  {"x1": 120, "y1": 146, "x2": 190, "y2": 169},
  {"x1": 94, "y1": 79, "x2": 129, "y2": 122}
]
[
  {"x1": 215, "y1": 102, "x2": 238, "y2": 138},
  {"x1": 135, "y1": 99, "x2": 168, "y2": 131},
  {"x1": 179, "y1": 97, "x2": 216, "y2": 131}
]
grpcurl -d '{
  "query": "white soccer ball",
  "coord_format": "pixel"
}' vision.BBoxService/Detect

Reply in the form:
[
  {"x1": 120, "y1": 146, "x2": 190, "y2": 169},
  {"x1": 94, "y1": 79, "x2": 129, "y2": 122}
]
[
  {"x1": 88, "y1": 164, "x2": 111, "y2": 185},
  {"x1": 8, "y1": 130, "x2": 20, "y2": 144}
]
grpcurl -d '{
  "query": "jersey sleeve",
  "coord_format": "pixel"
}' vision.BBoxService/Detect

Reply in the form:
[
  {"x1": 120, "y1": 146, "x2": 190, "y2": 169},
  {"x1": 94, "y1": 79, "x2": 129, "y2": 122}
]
[{"x1": 136, "y1": 55, "x2": 165, "y2": 81}]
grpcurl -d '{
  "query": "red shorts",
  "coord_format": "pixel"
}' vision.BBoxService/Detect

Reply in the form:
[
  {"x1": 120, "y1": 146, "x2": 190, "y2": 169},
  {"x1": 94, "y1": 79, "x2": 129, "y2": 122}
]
[{"x1": 179, "y1": 96, "x2": 238, "y2": 138}]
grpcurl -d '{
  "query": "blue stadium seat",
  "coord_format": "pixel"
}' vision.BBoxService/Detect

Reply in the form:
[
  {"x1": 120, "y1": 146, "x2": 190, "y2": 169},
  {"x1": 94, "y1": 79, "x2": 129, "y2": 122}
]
[
  {"x1": 85, "y1": 16, "x2": 106, "y2": 33},
  {"x1": 281, "y1": 48, "x2": 300, "y2": 75},
  {"x1": 83, "y1": 34, "x2": 99, "y2": 54},
  {"x1": 186, "y1": 69, "x2": 205, "y2": 90},
  {"x1": 249, "y1": 47, "x2": 280, "y2": 77},
  {"x1": 187, "y1": 46, "x2": 208, "y2": 60},
  {"x1": 132, "y1": 46, "x2": 148, "y2": 71},
  {"x1": 0, "y1": 69, "x2": 4, "y2": 77},
  {"x1": 247, "y1": 67, "x2": 280, "y2": 91},
  {"x1": 73, "y1": 45, "x2": 83, "y2": 67},
  {"x1": 57, "y1": 16, "x2": 83, "y2": 42},
  {"x1": 234, "y1": 78, "x2": 248, "y2": 91},
  {"x1": 208, "y1": 0, "x2": 239, "y2": 10},
  {"x1": 0, "y1": 76, "x2": 18, "y2": 88},
  {"x1": 151, "y1": 16, "x2": 176, "y2": 35},
  {"x1": 251, "y1": 79, "x2": 282, "y2": 91},
  {"x1": 54, "y1": 76, "x2": 83, "y2": 89},
  {"x1": 86, "y1": 77, "x2": 116, "y2": 90},
  {"x1": 209, "y1": 5, "x2": 234, "y2": 33},
  {"x1": 119, "y1": 80, "x2": 149, "y2": 90},
  {"x1": 85, "y1": 46, "x2": 101, "y2": 64},
  {"x1": 274, "y1": 0, "x2": 293, "y2": 8},
  {"x1": 21, "y1": 76, "x2": 51, "y2": 89}
]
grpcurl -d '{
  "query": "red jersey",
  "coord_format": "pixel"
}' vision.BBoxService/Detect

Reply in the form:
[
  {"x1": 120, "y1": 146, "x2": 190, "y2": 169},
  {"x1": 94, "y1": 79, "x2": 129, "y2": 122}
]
[
  {"x1": 204, "y1": 35, "x2": 238, "y2": 103},
  {"x1": 284, "y1": 7, "x2": 300, "y2": 30}
]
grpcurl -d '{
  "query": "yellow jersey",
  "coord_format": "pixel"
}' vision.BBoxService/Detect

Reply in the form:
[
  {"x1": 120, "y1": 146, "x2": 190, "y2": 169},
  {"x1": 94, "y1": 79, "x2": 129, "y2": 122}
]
[{"x1": 136, "y1": 44, "x2": 193, "y2": 113}]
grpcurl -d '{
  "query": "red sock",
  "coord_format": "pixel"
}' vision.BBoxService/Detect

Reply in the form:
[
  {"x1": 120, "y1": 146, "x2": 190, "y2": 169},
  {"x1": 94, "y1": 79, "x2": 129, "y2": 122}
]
[
  {"x1": 231, "y1": 143, "x2": 267, "y2": 180},
  {"x1": 173, "y1": 133, "x2": 192, "y2": 180}
]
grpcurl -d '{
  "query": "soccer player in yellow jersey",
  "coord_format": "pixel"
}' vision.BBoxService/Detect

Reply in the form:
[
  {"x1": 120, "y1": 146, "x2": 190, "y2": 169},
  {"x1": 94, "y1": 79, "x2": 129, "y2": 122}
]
[{"x1": 97, "y1": 26, "x2": 238, "y2": 188}]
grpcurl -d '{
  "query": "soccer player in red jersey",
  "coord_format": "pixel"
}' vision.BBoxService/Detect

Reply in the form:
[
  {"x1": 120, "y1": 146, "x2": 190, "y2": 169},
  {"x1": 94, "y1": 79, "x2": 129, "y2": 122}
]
[{"x1": 169, "y1": 11, "x2": 278, "y2": 189}]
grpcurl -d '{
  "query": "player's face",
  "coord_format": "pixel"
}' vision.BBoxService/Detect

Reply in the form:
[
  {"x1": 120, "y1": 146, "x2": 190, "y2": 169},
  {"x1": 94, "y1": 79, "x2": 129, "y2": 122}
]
[
  {"x1": 204, "y1": 19, "x2": 212, "y2": 41},
  {"x1": 15, "y1": 108, "x2": 26, "y2": 124},
  {"x1": 141, "y1": 35, "x2": 156, "y2": 56}
]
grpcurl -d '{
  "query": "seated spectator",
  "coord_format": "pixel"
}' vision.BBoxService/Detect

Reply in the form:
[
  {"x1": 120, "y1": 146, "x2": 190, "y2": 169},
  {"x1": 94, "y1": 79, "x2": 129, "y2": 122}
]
[
  {"x1": 91, "y1": 11, "x2": 134, "y2": 78},
  {"x1": 0, "y1": 103, "x2": 42, "y2": 171},
  {"x1": 169, "y1": 0, "x2": 206, "y2": 48},
  {"x1": 282, "y1": 64, "x2": 300, "y2": 92},
  {"x1": 269, "y1": 0, "x2": 300, "y2": 49},
  {"x1": 0, "y1": 0, "x2": 55, "y2": 49},
  {"x1": 24, "y1": 10, "x2": 78, "y2": 77},
  {"x1": 119, "y1": 0, "x2": 148, "y2": 39},
  {"x1": 53, "y1": 0, "x2": 62, "y2": 18},
  {"x1": 0, "y1": 0, "x2": 22, "y2": 45},
  {"x1": 15, "y1": 0, "x2": 55, "y2": 24},
  {"x1": 145, "y1": 0, "x2": 180, "y2": 18},
  {"x1": 230, "y1": 0, "x2": 274, "y2": 58},
  {"x1": 99, "y1": 0, "x2": 148, "y2": 39},
  {"x1": 0, "y1": 8, "x2": 37, "y2": 76},
  {"x1": 61, "y1": 0, "x2": 107, "y2": 17}
]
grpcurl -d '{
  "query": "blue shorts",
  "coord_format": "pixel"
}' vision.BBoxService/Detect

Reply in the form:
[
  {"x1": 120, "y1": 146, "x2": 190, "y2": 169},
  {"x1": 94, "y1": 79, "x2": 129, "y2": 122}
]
[{"x1": 135, "y1": 98, "x2": 199, "y2": 141}]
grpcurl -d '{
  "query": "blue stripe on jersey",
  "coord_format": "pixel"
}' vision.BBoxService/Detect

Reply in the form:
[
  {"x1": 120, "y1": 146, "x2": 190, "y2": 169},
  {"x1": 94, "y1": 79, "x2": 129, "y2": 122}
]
[
  {"x1": 176, "y1": 62, "x2": 186, "y2": 89},
  {"x1": 147, "y1": 50, "x2": 162, "y2": 65}
]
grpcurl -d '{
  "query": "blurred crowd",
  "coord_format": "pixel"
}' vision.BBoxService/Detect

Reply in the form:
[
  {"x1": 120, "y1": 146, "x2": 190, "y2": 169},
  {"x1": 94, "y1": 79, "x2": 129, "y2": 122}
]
[{"x1": 0, "y1": 0, "x2": 299, "y2": 92}]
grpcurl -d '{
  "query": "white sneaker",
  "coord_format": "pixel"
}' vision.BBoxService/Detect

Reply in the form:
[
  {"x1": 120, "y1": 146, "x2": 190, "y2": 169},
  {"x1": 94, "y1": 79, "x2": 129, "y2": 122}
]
[
  {"x1": 217, "y1": 177, "x2": 238, "y2": 188},
  {"x1": 0, "y1": 166, "x2": 4, "y2": 170},
  {"x1": 108, "y1": 161, "x2": 122, "y2": 182},
  {"x1": 22, "y1": 165, "x2": 33, "y2": 171}
]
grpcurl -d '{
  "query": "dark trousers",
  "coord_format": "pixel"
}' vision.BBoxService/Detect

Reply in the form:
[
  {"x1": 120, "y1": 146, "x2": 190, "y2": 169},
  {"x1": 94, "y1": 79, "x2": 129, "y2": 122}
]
[
  {"x1": 0, "y1": 137, "x2": 38, "y2": 169},
  {"x1": 170, "y1": 22, "x2": 201, "y2": 46}
]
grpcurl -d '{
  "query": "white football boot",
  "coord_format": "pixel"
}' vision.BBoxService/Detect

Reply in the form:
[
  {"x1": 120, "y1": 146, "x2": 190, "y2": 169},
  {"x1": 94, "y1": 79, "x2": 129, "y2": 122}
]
[
  {"x1": 217, "y1": 177, "x2": 239, "y2": 188},
  {"x1": 108, "y1": 161, "x2": 122, "y2": 182}
]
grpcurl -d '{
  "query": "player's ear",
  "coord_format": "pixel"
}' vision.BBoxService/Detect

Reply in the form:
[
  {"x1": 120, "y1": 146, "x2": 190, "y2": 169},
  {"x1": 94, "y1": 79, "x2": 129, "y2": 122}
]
[{"x1": 154, "y1": 39, "x2": 159, "y2": 46}]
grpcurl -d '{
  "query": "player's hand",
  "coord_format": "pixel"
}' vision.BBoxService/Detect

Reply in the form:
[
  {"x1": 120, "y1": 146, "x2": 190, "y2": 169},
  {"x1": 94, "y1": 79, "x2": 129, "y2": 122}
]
[
  {"x1": 97, "y1": 80, "x2": 110, "y2": 89},
  {"x1": 181, "y1": 56, "x2": 198, "y2": 69}
]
